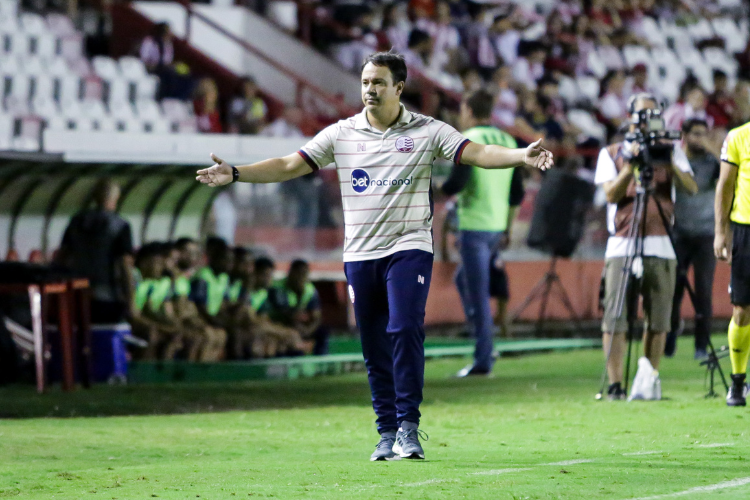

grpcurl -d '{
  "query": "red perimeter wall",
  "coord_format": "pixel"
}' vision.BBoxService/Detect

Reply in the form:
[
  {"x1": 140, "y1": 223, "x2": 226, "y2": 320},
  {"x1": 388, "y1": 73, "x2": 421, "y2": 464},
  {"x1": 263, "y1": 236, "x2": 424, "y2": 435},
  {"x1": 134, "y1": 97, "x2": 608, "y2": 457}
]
[{"x1": 290, "y1": 260, "x2": 733, "y2": 327}]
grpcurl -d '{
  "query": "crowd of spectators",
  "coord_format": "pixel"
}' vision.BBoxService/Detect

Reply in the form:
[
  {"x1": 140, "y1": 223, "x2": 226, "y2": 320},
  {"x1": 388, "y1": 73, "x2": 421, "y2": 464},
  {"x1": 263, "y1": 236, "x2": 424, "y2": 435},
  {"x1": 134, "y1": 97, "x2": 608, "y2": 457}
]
[{"x1": 303, "y1": 0, "x2": 750, "y2": 158}]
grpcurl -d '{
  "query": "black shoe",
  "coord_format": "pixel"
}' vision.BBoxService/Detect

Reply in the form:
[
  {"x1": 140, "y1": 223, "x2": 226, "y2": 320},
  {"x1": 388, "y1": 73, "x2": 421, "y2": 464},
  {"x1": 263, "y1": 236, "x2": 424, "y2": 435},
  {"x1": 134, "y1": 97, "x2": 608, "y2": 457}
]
[
  {"x1": 664, "y1": 331, "x2": 678, "y2": 357},
  {"x1": 727, "y1": 374, "x2": 748, "y2": 407},
  {"x1": 456, "y1": 364, "x2": 491, "y2": 377},
  {"x1": 607, "y1": 382, "x2": 626, "y2": 401}
]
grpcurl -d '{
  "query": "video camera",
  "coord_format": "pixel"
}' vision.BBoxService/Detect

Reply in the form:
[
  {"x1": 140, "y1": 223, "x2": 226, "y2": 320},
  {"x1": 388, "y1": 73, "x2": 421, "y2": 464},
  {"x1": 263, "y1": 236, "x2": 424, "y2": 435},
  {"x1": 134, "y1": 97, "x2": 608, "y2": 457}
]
[{"x1": 623, "y1": 108, "x2": 681, "y2": 182}]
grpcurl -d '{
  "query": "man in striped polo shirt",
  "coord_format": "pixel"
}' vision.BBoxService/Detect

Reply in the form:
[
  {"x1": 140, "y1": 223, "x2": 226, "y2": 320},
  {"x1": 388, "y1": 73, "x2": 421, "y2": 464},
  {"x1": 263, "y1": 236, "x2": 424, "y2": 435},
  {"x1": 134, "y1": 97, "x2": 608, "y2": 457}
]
[{"x1": 196, "y1": 52, "x2": 553, "y2": 461}]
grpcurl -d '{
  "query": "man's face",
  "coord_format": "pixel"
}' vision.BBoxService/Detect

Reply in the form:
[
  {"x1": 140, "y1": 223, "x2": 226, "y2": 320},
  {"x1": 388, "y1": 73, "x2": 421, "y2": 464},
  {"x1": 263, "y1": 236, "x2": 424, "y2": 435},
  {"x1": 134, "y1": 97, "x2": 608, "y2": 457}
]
[
  {"x1": 234, "y1": 254, "x2": 255, "y2": 279},
  {"x1": 288, "y1": 266, "x2": 309, "y2": 293},
  {"x1": 687, "y1": 88, "x2": 706, "y2": 110},
  {"x1": 361, "y1": 63, "x2": 403, "y2": 113},
  {"x1": 715, "y1": 76, "x2": 727, "y2": 93},
  {"x1": 178, "y1": 242, "x2": 201, "y2": 270},
  {"x1": 684, "y1": 124, "x2": 708, "y2": 152},
  {"x1": 256, "y1": 268, "x2": 274, "y2": 289},
  {"x1": 141, "y1": 255, "x2": 164, "y2": 279},
  {"x1": 211, "y1": 249, "x2": 232, "y2": 274}
]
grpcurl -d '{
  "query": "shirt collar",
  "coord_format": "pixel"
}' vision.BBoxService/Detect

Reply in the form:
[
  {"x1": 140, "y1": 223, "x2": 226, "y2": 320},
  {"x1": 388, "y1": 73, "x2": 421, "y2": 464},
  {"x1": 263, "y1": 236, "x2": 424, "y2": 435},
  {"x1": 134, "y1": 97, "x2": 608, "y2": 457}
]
[{"x1": 355, "y1": 104, "x2": 412, "y2": 131}]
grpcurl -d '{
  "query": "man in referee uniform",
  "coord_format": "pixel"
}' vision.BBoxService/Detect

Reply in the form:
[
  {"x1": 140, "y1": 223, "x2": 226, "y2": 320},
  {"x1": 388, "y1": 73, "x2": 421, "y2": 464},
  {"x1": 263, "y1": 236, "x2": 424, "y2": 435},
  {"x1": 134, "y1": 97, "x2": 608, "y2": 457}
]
[
  {"x1": 440, "y1": 89, "x2": 523, "y2": 376},
  {"x1": 716, "y1": 120, "x2": 750, "y2": 406},
  {"x1": 197, "y1": 52, "x2": 553, "y2": 460}
]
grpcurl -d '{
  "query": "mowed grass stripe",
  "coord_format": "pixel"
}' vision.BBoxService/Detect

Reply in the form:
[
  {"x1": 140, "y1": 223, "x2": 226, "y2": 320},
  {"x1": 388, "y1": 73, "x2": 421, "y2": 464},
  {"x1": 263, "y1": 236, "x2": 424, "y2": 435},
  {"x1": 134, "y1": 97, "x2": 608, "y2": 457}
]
[{"x1": 1, "y1": 335, "x2": 749, "y2": 500}]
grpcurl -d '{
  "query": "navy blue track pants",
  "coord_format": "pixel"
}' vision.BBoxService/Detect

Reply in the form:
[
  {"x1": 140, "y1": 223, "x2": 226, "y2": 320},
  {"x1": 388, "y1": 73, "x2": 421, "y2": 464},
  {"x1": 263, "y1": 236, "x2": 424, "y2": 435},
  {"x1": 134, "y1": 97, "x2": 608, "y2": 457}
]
[{"x1": 344, "y1": 249, "x2": 433, "y2": 433}]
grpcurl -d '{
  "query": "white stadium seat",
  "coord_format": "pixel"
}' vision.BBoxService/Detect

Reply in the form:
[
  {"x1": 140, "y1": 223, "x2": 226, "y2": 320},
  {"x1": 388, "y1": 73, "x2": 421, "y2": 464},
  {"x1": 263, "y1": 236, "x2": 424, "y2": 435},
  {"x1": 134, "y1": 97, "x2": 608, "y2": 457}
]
[
  {"x1": 30, "y1": 96, "x2": 60, "y2": 120},
  {"x1": 20, "y1": 12, "x2": 46, "y2": 34},
  {"x1": 6, "y1": 32, "x2": 29, "y2": 56},
  {"x1": 161, "y1": 98, "x2": 192, "y2": 121},
  {"x1": 32, "y1": 75, "x2": 55, "y2": 101},
  {"x1": 135, "y1": 74, "x2": 159, "y2": 100},
  {"x1": 567, "y1": 109, "x2": 606, "y2": 143},
  {"x1": 33, "y1": 32, "x2": 57, "y2": 59},
  {"x1": 576, "y1": 76, "x2": 600, "y2": 103},
  {"x1": 622, "y1": 45, "x2": 651, "y2": 69},
  {"x1": 92, "y1": 56, "x2": 121, "y2": 80},
  {"x1": 597, "y1": 45, "x2": 625, "y2": 71},
  {"x1": 640, "y1": 17, "x2": 667, "y2": 47},
  {"x1": 80, "y1": 98, "x2": 108, "y2": 120},
  {"x1": 118, "y1": 56, "x2": 148, "y2": 81},
  {"x1": 107, "y1": 77, "x2": 133, "y2": 105},
  {"x1": 47, "y1": 57, "x2": 70, "y2": 77},
  {"x1": 23, "y1": 56, "x2": 47, "y2": 76},
  {"x1": 45, "y1": 115, "x2": 69, "y2": 131},
  {"x1": 585, "y1": 50, "x2": 607, "y2": 79},
  {"x1": 46, "y1": 13, "x2": 75, "y2": 36},
  {"x1": 135, "y1": 99, "x2": 162, "y2": 121},
  {"x1": 711, "y1": 18, "x2": 746, "y2": 54},
  {"x1": 110, "y1": 99, "x2": 137, "y2": 121},
  {"x1": 95, "y1": 116, "x2": 119, "y2": 133},
  {"x1": 57, "y1": 75, "x2": 81, "y2": 103},
  {"x1": 686, "y1": 19, "x2": 714, "y2": 42},
  {"x1": 557, "y1": 76, "x2": 579, "y2": 105}
]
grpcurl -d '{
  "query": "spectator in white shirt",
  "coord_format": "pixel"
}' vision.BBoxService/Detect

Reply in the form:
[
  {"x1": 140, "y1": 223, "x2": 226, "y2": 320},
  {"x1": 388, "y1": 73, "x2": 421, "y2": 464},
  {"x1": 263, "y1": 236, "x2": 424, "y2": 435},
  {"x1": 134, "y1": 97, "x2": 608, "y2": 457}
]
[
  {"x1": 598, "y1": 69, "x2": 628, "y2": 136},
  {"x1": 664, "y1": 83, "x2": 710, "y2": 132},
  {"x1": 261, "y1": 107, "x2": 305, "y2": 138},
  {"x1": 491, "y1": 13, "x2": 520, "y2": 66},
  {"x1": 382, "y1": 2, "x2": 411, "y2": 52},
  {"x1": 512, "y1": 42, "x2": 547, "y2": 91}
]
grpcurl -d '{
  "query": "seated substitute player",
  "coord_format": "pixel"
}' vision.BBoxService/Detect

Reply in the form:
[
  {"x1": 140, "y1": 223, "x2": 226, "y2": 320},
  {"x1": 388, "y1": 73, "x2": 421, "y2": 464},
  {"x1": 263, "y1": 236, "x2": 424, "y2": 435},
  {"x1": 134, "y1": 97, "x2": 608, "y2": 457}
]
[
  {"x1": 715, "y1": 120, "x2": 750, "y2": 406},
  {"x1": 196, "y1": 51, "x2": 552, "y2": 461},
  {"x1": 190, "y1": 238, "x2": 235, "y2": 359},
  {"x1": 595, "y1": 93, "x2": 697, "y2": 401},
  {"x1": 131, "y1": 243, "x2": 183, "y2": 360},
  {"x1": 172, "y1": 237, "x2": 227, "y2": 362},
  {"x1": 268, "y1": 259, "x2": 329, "y2": 355}
]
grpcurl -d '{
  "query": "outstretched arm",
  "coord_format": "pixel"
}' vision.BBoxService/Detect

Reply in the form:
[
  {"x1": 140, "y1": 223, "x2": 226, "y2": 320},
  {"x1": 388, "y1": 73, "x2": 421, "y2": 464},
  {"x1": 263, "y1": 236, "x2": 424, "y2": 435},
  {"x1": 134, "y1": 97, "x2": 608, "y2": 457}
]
[
  {"x1": 196, "y1": 152, "x2": 313, "y2": 187},
  {"x1": 460, "y1": 139, "x2": 554, "y2": 171}
]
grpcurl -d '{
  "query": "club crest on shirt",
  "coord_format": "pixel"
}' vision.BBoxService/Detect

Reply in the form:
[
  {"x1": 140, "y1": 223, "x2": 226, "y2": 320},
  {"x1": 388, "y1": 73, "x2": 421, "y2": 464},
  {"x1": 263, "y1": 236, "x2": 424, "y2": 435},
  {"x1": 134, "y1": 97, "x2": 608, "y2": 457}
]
[{"x1": 395, "y1": 136, "x2": 414, "y2": 152}]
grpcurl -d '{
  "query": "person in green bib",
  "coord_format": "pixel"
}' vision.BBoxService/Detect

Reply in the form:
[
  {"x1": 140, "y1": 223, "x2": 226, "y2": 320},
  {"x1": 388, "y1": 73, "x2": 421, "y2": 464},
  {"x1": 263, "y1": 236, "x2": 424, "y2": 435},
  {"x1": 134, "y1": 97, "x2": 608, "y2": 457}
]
[
  {"x1": 190, "y1": 237, "x2": 234, "y2": 359},
  {"x1": 440, "y1": 89, "x2": 522, "y2": 377},
  {"x1": 130, "y1": 243, "x2": 183, "y2": 360},
  {"x1": 268, "y1": 260, "x2": 328, "y2": 355},
  {"x1": 231, "y1": 254, "x2": 307, "y2": 358}
]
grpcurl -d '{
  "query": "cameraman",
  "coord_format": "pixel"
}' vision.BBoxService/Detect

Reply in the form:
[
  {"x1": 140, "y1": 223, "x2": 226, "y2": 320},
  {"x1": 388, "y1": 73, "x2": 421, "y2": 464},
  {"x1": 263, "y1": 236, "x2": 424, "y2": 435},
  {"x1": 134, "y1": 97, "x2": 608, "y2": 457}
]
[
  {"x1": 667, "y1": 119, "x2": 720, "y2": 360},
  {"x1": 594, "y1": 94, "x2": 698, "y2": 400}
]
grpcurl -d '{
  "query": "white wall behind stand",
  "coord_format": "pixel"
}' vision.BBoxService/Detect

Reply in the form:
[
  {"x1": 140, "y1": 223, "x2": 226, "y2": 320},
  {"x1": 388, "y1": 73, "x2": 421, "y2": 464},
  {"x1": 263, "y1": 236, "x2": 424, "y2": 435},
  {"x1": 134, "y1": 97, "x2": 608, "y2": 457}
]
[
  {"x1": 133, "y1": 2, "x2": 361, "y2": 108},
  {"x1": 43, "y1": 130, "x2": 307, "y2": 165}
]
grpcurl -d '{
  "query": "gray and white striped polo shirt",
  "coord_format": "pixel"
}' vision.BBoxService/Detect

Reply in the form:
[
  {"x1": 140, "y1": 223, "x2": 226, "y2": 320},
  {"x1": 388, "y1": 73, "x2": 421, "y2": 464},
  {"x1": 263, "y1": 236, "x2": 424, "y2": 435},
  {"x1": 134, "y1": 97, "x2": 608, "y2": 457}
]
[{"x1": 298, "y1": 104, "x2": 469, "y2": 262}]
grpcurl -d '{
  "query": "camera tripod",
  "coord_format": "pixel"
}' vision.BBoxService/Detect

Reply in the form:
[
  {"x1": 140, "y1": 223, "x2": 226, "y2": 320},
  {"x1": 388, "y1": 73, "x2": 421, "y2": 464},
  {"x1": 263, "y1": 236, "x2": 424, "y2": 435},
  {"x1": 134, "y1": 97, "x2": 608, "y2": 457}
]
[{"x1": 596, "y1": 156, "x2": 728, "y2": 399}]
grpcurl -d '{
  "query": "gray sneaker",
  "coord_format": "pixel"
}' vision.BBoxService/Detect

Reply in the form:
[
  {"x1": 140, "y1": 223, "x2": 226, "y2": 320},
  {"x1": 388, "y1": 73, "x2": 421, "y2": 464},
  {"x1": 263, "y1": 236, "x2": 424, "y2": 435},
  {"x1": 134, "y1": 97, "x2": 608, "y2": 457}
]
[
  {"x1": 370, "y1": 430, "x2": 400, "y2": 461},
  {"x1": 393, "y1": 421, "x2": 428, "y2": 459}
]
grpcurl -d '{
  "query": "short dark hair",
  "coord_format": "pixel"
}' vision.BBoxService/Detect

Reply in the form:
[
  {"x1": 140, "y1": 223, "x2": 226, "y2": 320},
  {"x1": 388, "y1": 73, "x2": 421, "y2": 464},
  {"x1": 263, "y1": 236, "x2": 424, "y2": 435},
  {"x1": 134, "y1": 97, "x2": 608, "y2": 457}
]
[
  {"x1": 713, "y1": 69, "x2": 728, "y2": 80},
  {"x1": 254, "y1": 256, "x2": 275, "y2": 273},
  {"x1": 464, "y1": 89, "x2": 494, "y2": 120},
  {"x1": 361, "y1": 51, "x2": 408, "y2": 85},
  {"x1": 682, "y1": 118, "x2": 709, "y2": 134},
  {"x1": 205, "y1": 236, "x2": 228, "y2": 257},
  {"x1": 408, "y1": 29, "x2": 430, "y2": 49},
  {"x1": 234, "y1": 246, "x2": 253, "y2": 260},
  {"x1": 289, "y1": 259, "x2": 309, "y2": 274},
  {"x1": 175, "y1": 237, "x2": 195, "y2": 250}
]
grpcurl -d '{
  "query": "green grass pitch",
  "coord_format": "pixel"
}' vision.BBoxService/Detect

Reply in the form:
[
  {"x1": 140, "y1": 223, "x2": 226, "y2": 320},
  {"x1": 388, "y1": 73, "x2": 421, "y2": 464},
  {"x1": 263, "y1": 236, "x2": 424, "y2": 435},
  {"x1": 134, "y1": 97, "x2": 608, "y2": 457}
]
[{"x1": 1, "y1": 335, "x2": 749, "y2": 500}]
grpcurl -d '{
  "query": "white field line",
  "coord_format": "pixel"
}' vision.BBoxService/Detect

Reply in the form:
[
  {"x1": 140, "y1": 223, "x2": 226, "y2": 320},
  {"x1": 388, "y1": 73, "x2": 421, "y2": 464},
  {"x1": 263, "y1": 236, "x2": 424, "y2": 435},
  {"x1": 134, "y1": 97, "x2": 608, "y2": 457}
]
[
  {"x1": 624, "y1": 477, "x2": 750, "y2": 500},
  {"x1": 470, "y1": 467, "x2": 534, "y2": 476},
  {"x1": 402, "y1": 479, "x2": 454, "y2": 487},
  {"x1": 623, "y1": 451, "x2": 665, "y2": 456},
  {"x1": 543, "y1": 459, "x2": 594, "y2": 466},
  {"x1": 696, "y1": 443, "x2": 734, "y2": 448}
]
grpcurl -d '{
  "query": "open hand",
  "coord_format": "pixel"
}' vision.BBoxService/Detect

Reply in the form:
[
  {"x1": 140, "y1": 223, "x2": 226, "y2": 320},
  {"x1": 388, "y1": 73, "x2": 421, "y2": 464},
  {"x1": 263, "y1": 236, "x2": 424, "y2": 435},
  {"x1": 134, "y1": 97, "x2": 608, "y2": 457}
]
[
  {"x1": 196, "y1": 153, "x2": 233, "y2": 187},
  {"x1": 524, "y1": 139, "x2": 554, "y2": 171}
]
